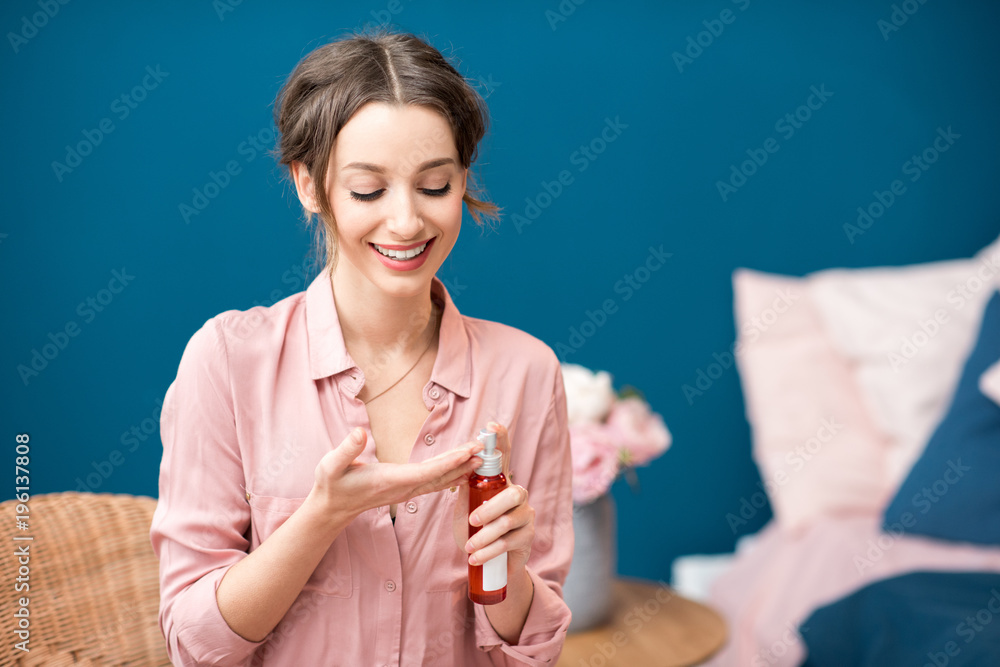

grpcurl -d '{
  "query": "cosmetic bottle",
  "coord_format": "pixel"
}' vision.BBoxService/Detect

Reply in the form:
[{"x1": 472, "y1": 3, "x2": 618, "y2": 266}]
[{"x1": 468, "y1": 428, "x2": 507, "y2": 605}]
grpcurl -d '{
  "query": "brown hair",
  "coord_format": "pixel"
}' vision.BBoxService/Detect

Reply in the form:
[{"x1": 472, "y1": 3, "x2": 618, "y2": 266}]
[{"x1": 272, "y1": 27, "x2": 501, "y2": 273}]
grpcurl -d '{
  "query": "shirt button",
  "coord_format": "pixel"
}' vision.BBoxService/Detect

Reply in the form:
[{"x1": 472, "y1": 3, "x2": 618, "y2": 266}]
[
  {"x1": 429, "y1": 387, "x2": 441, "y2": 400},
  {"x1": 424, "y1": 433, "x2": 435, "y2": 445},
  {"x1": 405, "y1": 501, "x2": 417, "y2": 514},
  {"x1": 385, "y1": 580, "x2": 396, "y2": 592}
]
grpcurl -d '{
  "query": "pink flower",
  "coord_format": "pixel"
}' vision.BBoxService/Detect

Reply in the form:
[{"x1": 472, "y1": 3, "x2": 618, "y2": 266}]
[
  {"x1": 560, "y1": 363, "x2": 671, "y2": 504},
  {"x1": 568, "y1": 422, "x2": 621, "y2": 505},
  {"x1": 605, "y1": 396, "x2": 671, "y2": 467}
]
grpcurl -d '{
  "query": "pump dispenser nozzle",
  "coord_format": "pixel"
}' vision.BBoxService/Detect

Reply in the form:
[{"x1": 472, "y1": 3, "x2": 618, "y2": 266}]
[{"x1": 475, "y1": 429, "x2": 502, "y2": 476}]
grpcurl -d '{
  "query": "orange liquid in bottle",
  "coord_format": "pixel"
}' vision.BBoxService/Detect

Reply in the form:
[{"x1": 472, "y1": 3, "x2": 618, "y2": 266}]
[{"x1": 468, "y1": 470, "x2": 508, "y2": 605}]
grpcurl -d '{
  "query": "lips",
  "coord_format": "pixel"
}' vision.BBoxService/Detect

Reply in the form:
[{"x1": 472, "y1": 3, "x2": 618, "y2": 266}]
[
  {"x1": 368, "y1": 237, "x2": 436, "y2": 272},
  {"x1": 371, "y1": 240, "x2": 430, "y2": 260}
]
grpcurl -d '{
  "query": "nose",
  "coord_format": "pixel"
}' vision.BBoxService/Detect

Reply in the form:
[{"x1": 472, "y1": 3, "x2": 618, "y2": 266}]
[{"x1": 385, "y1": 188, "x2": 424, "y2": 240}]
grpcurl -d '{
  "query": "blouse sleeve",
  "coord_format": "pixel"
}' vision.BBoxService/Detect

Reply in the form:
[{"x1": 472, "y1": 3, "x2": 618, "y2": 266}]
[
  {"x1": 149, "y1": 316, "x2": 272, "y2": 665},
  {"x1": 474, "y1": 353, "x2": 575, "y2": 666}
]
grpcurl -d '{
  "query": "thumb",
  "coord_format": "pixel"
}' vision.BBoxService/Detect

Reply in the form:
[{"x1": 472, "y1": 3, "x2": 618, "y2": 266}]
[{"x1": 333, "y1": 427, "x2": 367, "y2": 466}]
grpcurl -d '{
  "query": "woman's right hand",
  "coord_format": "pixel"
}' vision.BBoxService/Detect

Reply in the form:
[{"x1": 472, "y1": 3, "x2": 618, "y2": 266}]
[{"x1": 306, "y1": 427, "x2": 483, "y2": 521}]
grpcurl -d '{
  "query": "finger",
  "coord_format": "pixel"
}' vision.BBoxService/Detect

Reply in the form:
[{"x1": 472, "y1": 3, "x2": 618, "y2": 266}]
[
  {"x1": 386, "y1": 449, "x2": 480, "y2": 493},
  {"x1": 469, "y1": 484, "x2": 528, "y2": 527},
  {"x1": 467, "y1": 503, "x2": 531, "y2": 553},
  {"x1": 468, "y1": 523, "x2": 532, "y2": 566},
  {"x1": 317, "y1": 427, "x2": 367, "y2": 477},
  {"x1": 424, "y1": 440, "x2": 483, "y2": 466},
  {"x1": 412, "y1": 459, "x2": 480, "y2": 497},
  {"x1": 447, "y1": 458, "x2": 483, "y2": 483}
]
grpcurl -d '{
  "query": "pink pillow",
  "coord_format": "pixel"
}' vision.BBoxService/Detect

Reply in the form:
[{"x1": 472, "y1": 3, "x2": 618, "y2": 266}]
[
  {"x1": 807, "y1": 237, "x2": 1000, "y2": 486},
  {"x1": 732, "y1": 269, "x2": 894, "y2": 531}
]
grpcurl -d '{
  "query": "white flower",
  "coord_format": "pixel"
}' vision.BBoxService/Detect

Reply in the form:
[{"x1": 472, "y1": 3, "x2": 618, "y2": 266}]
[{"x1": 561, "y1": 363, "x2": 615, "y2": 425}]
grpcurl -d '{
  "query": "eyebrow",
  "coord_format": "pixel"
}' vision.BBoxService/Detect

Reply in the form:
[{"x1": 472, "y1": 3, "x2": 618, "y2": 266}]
[{"x1": 342, "y1": 157, "x2": 456, "y2": 174}]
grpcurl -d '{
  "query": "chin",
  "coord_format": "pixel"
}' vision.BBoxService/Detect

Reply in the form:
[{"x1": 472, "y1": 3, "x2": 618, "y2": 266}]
[{"x1": 369, "y1": 263, "x2": 440, "y2": 290}]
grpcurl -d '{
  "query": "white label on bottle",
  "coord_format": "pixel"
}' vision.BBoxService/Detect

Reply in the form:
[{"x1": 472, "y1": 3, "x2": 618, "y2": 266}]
[{"x1": 482, "y1": 551, "x2": 507, "y2": 592}]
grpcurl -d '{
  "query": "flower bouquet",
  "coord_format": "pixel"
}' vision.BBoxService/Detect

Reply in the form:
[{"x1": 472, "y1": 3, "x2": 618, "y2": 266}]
[{"x1": 561, "y1": 363, "x2": 672, "y2": 505}]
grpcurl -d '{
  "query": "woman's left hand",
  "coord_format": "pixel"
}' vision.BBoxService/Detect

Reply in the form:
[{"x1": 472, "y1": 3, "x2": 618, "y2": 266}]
[{"x1": 452, "y1": 422, "x2": 535, "y2": 575}]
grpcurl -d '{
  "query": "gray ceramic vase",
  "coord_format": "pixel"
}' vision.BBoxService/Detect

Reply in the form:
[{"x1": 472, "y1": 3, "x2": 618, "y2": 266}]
[{"x1": 562, "y1": 492, "x2": 617, "y2": 633}]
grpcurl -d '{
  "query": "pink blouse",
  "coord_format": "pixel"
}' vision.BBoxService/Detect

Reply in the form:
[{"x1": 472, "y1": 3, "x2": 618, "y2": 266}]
[{"x1": 149, "y1": 271, "x2": 574, "y2": 666}]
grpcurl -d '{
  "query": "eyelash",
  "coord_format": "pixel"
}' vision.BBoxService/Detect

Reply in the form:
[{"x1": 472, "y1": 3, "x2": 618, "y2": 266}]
[{"x1": 350, "y1": 182, "x2": 452, "y2": 202}]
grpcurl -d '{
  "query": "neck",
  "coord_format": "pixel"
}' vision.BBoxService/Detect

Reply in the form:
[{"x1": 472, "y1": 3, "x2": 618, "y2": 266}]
[{"x1": 329, "y1": 262, "x2": 439, "y2": 359}]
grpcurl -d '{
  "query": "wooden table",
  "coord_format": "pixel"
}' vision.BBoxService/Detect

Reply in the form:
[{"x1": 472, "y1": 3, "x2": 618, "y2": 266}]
[{"x1": 558, "y1": 578, "x2": 727, "y2": 667}]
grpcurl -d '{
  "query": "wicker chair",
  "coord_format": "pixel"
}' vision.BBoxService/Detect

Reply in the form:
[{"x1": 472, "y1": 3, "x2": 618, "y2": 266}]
[{"x1": 0, "y1": 492, "x2": 170, "y2": 666}]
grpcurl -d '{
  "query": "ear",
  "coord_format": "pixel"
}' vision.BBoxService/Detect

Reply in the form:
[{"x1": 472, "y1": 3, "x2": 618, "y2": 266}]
[
  {"x1": 460, "y1": 166, "x2": 468, "y2": 196},
  {"x1": 290, "y1": 161, "x2": 322, "y2": 214}
]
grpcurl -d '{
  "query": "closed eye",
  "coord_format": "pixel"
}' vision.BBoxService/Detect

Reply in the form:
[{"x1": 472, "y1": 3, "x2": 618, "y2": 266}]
[
  {"x1": 422, "y1": 183, "x2": 452, "y2": 197},
  {"x1": 350, "y1": 189, "x2": 383, "y2": 202},
  {"x1": 349, "y1": 182, "x2": 452, "y2": 202}
]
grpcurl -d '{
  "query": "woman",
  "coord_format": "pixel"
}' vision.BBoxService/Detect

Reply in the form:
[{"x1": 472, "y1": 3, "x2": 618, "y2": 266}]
[{"x1": 150, "y1": 27, "x2": 574, "y2": 666}]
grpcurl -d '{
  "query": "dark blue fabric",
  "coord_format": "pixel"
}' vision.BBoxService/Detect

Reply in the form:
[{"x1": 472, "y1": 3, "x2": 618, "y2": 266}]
[
  {"x1": 799, "y1": 571, "x2": 1000, "y2": 667},
  {"x1": 882, "y1": 290, "x2": 1000, "y2": 545}
]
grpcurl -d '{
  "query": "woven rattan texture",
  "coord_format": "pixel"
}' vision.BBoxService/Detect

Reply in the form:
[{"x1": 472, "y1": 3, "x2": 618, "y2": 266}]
[{"x1": 0, "y1": 492, "x2": 170, "y2": 666}]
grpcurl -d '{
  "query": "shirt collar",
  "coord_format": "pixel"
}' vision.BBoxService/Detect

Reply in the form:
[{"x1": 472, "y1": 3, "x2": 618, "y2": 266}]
[{"x1": 305, "y1": 270, "x2": 471, "y2": 398}]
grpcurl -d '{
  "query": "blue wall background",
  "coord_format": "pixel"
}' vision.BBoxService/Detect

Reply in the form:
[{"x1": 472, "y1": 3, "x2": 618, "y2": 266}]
[{"x1": 3, "y1": 0, "x2": 998, "y2": 584}]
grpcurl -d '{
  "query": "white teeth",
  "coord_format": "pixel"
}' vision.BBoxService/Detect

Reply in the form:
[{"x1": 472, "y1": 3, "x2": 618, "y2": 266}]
[{"x1": 373, "y1": 241, "x2": 428, "y2": 260}]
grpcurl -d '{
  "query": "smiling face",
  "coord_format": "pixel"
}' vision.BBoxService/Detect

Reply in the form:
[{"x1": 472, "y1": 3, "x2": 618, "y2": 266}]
[{"x1": 293, "y1": 102, "x2": 467, "y2": 298}]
